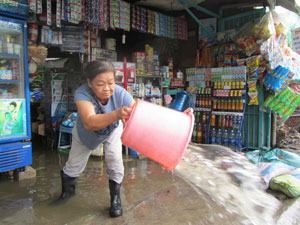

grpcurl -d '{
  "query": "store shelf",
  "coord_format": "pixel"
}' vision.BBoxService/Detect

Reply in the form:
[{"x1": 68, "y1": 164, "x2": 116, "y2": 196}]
[
  {"x1": 212, "y1": 111, "x2": 243, "y2": 116},
  {"x1": 194, "y1": 107, "x2": 211, "y2": 112},
  {"x1": 0, "y1": 79, "x2": 20, "y2": 84},
  {"x1": 0, "y1": 53, "x2": 20, "y2": 59}
]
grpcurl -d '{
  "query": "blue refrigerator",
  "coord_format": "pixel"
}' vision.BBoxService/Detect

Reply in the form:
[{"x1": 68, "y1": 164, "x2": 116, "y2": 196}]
[{"x1": 0, "y1": 3, "x2": 32, "y2": 173}]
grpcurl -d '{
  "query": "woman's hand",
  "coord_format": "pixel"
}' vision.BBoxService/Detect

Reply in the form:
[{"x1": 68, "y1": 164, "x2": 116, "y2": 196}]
[
  {"x1": 116, "y1": 106, "x2": 133, "y2": 120},
  {"x1": 184, "y1": 107, "x2": 194, "y2": 115}
]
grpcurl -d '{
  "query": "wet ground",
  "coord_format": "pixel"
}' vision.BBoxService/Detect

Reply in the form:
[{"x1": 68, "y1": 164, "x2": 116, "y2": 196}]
[{"x1": 0, "y1": 142, "x2": 300, "y2": 225}]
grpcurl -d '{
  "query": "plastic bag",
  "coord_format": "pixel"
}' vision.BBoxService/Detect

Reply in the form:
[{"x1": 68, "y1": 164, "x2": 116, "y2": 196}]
[
  {"x1": 235, "y1": 12, "x2": 275, "y2": 56},
  {"x1": 270, "y1": 174, "x2": 300, "y2": 198},
  {"x1": 245, "y1": 148, "x2": 300, "y2": 167},
  {"x1": 264, "y1": 87, "x2": 300, "y2": 119},
  {"x1": 259, "y1": 162, "x2": 295, "y2": 186}
]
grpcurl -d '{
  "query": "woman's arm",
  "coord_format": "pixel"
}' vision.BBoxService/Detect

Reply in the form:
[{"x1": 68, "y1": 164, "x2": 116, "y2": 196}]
[{"x1": 76, "y1": 100, "x2": 132, "y2": 131}]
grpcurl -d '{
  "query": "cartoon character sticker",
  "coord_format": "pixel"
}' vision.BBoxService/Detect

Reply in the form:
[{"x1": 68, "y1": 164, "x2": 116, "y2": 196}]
[{"x1": 0, "y1": 99, "x2": 26, "y2": 139}]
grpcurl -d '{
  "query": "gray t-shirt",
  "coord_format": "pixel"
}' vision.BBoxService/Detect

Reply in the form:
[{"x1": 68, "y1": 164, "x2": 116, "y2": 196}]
[{"x1": 74, "y1": 83, "x2": 133, "y2": 149}]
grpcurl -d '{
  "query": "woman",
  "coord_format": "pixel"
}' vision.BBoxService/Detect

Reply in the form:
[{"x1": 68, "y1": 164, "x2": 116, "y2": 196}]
[{"x1": 59, "y1": 60, "x2": 134, "y2": 218}]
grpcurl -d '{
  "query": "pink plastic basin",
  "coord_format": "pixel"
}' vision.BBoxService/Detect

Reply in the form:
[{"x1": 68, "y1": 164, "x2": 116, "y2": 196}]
[{"x1": 121, "y1": 100, "x2": 194, "y2": 170}]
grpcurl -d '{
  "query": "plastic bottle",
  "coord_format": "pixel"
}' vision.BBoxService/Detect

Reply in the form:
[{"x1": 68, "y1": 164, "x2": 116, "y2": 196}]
[
  {"x1": 223, "y1": 129, "x2": 229, "y2": 146},
  {"x1": 210, "y1": 128, "x2": 216, "y2": 144},
  {"x1": 216, "y1": 129, "x2": 222, "y2": 144},
  {"x1": 235, "y1": 131, "x2": 242, "y2": 150},
  {"x1": 229, "y1": 129, "x2": 236, "y2": 148}
]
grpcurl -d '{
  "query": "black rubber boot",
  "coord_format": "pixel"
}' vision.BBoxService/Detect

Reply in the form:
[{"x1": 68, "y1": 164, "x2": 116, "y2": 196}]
[
  {"x1": 60, "y1": 170, "x2": 76, "y2": 200},
  {"x1": 51, "y1": 171, "x2": 76, "y2": 205},
  {"x1": 109, "y1": 180, "x2": 123, "y2": 217}
]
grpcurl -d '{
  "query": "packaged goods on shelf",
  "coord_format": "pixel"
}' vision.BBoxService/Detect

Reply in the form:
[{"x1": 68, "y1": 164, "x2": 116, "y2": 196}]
[
  {"x1": 186, "y1": 68, "x2": 211, "y2": 88},
  {"x1": 91, "y1": 48, "x2": 117, "y2": 61},
  {"x1": 61, "y1": 26, "x2": 84, "y2": 53},
  {"x1": 147, "y1": 10, "x2": 155, "y2": 34},
  {"x1": 155, "y1": 12, "x2": 160, "y2": 36},
  {"x1": 110, "y1": 0, "x2": 120, "y2": 29},
  {"x1": 133, "y1": 52, "x2": 146, "y2": 76},
  {"x1": 176, "y1": 16, "x2": 188, "y2": 40},
  {"x1": 119, "y1": 1, "x2": 130, "y2": 31},
  {"x1": 153, "y1": 55, "x2": 160, "y2": 76},
  {"x1": 85, "y1": 0, "x2": 108, "y2": 29},
  {"x1": 40, "y1": 26, "x2": 62, "y2": 45}
]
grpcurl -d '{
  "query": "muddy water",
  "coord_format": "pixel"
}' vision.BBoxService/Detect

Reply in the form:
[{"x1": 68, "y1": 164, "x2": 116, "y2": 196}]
[
  {"x1": 176, "y1": 144, "x2": 300, "y2": 225},
  {"x1": 0, "y1": 144, "x2": 299, "y2": 225}
]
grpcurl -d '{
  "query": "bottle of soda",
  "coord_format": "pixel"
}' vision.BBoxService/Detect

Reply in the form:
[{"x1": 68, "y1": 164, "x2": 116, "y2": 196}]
[
  {"x1": 197, "y1": 127, "x2": 202, "y2": 143},
  {"x1": 223, "y1": 129, "x2": 229, "y2": 146},
  {"x1": 235, "y1": 130, "x2": 242, "y2": 150},
  {"x1": 216, "y1": 129, "x2": 222, "y2": 144},
  {"x1": 193, "y1": 127, "x2": 197, "y2": 142},
  {"x1": 210, "y1": 128, "x2": 216, "y2": 144},
  {"x1": 229, "y1": 129, "x2": 236, "y2": 148},
  {"x1": 210, "y1": 114, "x2": 216, "y2": 127}
]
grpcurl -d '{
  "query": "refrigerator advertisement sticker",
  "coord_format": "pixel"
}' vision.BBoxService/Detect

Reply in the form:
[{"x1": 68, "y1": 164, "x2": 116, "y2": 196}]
[{"x1": 0, "y1": 99, "x2": 26, "y2": 139}]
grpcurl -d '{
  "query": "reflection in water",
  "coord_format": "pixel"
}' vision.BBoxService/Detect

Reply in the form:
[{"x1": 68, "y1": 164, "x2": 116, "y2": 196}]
[{"x1": 0, "y1": 144, "x2": 299, "y2": 225}]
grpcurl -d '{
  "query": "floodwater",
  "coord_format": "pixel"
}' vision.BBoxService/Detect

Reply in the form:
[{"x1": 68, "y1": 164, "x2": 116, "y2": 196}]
[{"x1": 0, "y1": 143, "x2": 299, "y2": 225}]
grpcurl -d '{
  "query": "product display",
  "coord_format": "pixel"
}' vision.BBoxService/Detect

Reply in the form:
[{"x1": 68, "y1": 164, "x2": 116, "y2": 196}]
[
  {"x1": 131, "y1": 5, "x2": 187, "y2": 40},
  {"x1": 264, "y1": 87, "x2": 300, "y2": 120},
  {"x1": 85, "y1": 0, "x2": 108, "y2": 29},
  {"x1": 263, "y1": 65, "x2": 291, "y2": 93},
  {"x1": 133, "y1": 52, "x2": 146, "y2": 76},
  {"x1": 187, "y1": 68, "x2": 212, "y2": 144},
  {"x1": 119, "y1": 0, "x2": 130, "y2": 31},
  {"x1": 61, "y1": 26, "x2": 84, "y2": 53}
]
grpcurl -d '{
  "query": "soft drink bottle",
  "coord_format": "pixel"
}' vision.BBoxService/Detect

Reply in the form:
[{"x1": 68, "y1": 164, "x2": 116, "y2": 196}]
[
  {"x1": 223, "y1": 129, "x2": 229, "y2": 146},
  {"x1": 216, "y1": 129, "x2": 222, "y2": 144},
  {"x1": 229, "y1": 129, "x2": 236, "y2": 148},
  {"x1": 235, "y1": 131, "x2": 243, "y2": 151},
  {"x1": 210, "y1": 128, "x2": 216, "y2": 144}
]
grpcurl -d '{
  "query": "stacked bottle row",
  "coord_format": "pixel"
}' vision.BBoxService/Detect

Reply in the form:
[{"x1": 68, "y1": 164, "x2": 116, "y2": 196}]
[
  {"x1": 192, "y1": 111, "x2": 210, "y2": 144},
  {"x1": 213, "y1": 81, "x2": 245, "y2": 90},
  {"x1": 210, "y1": 67, "x2": 246, "y2": 149},
  {"x1": 195, "y1": 87, "x2": 212, "y2": 108},
  {"x1": 212, "y1": 99, "x2": 244, "y2": 112},
  {"x1": 210, "y1": 115, "x2": 243, "y2": 129},
  {"x1": 210, "y1": 128, "x2": 242, "y2": 149}
]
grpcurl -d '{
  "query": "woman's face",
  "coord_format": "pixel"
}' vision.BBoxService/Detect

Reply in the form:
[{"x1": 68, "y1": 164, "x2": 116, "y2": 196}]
[{"x1": 88, "y1": 71, "x2": 116, "y2": 103}]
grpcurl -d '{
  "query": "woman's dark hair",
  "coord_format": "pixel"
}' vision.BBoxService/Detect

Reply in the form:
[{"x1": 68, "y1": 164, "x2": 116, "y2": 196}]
[
  {"x1": 9, "y1": 102, "x2": 17, "y2": 108},
  {"x1": 84, "y1": 60, "x2": 115, "y2": 81}
]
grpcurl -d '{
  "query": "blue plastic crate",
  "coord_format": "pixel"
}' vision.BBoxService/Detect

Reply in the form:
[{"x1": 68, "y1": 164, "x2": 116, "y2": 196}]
[{"x1": 0, "y1": 142, "x2": 32, "y2": 173}]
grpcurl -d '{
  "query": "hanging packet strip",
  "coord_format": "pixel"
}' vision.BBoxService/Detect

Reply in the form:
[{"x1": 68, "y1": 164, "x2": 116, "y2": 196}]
[
  {"x1": 263, "y1": 87, "x2": 300, "y2": 119},
  {"x1": 36, "y1": 0, "x2": 42, "y2": 14},
  {"x1": 56, "y1": 0, "x2": 61, "y2": 28},
  {"x1": 29, "y1": 0, "x2": 36, "y2": 13},
  {"x1": 47, "y1": 0, "x2": 51, "y2": 26}
]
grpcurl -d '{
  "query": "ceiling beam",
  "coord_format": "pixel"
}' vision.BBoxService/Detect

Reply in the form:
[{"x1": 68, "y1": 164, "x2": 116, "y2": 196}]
[
  {"x1": 185, "y1": 0, "x2": 220, "y2": 18},
  {"x1": 177, "y1": 0, "x2": 216, "y2": 38}
]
